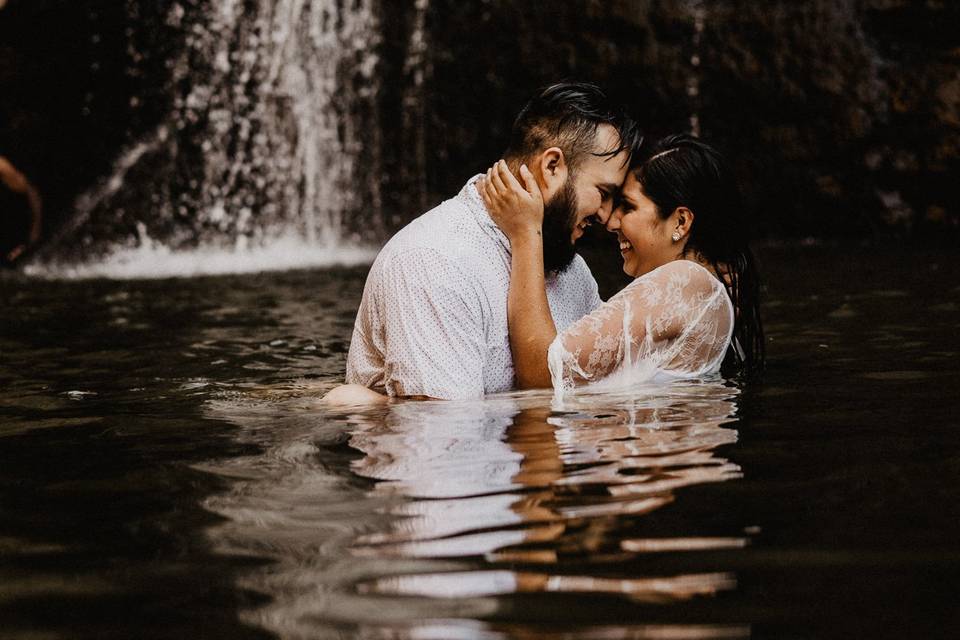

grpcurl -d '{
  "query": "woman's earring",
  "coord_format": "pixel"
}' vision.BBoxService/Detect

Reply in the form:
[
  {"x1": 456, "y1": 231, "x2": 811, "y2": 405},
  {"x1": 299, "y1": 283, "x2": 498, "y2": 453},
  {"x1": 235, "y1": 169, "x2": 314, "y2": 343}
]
[{"x1": 671, "y1": 232, "x2": 681, "y2": 242}]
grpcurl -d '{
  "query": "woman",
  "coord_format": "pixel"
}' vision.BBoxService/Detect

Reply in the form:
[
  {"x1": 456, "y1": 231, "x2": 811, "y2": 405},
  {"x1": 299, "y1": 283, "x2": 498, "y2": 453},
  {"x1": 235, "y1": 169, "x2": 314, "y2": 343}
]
[{"x1": 480, "y1": 134, "x2": 763, "y2": 393}]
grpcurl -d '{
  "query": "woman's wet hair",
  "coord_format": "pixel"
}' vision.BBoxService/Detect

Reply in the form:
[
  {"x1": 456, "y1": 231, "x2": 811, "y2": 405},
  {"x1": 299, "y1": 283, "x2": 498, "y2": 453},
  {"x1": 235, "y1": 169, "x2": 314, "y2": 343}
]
[
  {"x1": 635, "y1": 134, "x2": 765, "y2": 379},
  {"x1": 504, "y1": 82, "x2": 642, "y2": 171}
]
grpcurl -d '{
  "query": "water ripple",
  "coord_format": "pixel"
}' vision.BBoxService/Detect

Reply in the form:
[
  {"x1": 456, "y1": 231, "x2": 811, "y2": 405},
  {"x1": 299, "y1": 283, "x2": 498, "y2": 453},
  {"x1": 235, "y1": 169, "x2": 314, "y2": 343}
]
[{"x1": 200, "y1": 380, "x2": 745, "y2": 635}]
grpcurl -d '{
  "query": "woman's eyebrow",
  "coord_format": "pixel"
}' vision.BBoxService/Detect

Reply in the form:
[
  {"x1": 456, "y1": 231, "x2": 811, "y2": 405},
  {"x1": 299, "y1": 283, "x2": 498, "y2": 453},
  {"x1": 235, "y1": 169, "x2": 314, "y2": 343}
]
[{"x1": 619, "y1": 193, "x2": 638, "y2": 208}]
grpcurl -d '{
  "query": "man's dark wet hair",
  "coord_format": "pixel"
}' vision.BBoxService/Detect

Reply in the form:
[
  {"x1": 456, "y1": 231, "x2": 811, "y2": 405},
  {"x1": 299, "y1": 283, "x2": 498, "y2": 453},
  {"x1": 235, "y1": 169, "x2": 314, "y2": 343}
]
[{"x1": 503, "y1": 82, "x2": 642, "y2": 171}]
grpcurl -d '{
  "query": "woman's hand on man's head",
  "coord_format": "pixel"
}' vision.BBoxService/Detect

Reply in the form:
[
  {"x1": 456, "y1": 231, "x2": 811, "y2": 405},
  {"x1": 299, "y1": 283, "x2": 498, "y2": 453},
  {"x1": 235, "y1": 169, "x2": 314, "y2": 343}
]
[{"x1": 479, "y1": 160, "x2": 544, "y2": 243}]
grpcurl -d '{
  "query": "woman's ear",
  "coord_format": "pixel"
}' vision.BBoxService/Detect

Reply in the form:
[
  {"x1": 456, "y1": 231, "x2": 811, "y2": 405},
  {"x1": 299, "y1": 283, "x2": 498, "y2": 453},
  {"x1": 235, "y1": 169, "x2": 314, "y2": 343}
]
[
  {"x1": 535, "y1": 147, "x2": 568, "y2": 201},
  {"x1": 673, "y1": 206, "x2": 695, "y2": 240}
]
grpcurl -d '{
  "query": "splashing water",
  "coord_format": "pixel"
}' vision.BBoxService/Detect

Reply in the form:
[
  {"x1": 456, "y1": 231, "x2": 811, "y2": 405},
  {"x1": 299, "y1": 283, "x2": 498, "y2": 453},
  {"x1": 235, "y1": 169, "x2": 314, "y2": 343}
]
[{"x1": 23, "y1": 234, "x2": 377, "y2": 280}]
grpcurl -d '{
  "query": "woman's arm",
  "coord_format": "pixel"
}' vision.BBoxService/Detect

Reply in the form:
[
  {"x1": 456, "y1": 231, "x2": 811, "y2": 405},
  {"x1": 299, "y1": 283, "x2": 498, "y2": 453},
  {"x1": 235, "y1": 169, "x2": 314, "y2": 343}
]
[{"x1": 480, "y1": 161, "x2": 556, "y2": 388}]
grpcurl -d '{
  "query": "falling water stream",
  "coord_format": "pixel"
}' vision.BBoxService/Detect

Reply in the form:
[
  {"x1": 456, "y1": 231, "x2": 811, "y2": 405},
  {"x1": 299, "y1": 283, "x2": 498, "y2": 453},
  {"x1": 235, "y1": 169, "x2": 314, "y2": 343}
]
[
  {"x1": 37, "y1": 0, "x2": 420, "y2": 275},
  {"x1": 686, "y1": 0, "x2": 706, "y2": 137}
]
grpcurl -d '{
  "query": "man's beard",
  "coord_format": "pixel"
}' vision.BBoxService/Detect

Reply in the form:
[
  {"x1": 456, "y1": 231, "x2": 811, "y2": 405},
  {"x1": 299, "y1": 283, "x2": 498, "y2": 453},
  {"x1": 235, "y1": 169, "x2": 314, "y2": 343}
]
[{"x1": 541, "y1": 177, "x2": 578, "y2": 274}]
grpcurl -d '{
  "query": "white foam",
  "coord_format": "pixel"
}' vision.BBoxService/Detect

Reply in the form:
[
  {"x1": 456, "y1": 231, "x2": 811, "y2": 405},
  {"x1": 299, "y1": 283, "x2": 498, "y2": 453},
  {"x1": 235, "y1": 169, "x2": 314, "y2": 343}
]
[{"x1": 24, "y1": 235, "x2": 379, "y2": 280}]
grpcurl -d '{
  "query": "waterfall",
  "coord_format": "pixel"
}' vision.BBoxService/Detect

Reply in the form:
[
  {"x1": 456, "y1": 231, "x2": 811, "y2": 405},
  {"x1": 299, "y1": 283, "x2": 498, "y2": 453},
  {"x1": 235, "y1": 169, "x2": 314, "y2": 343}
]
[
  {"x1": 255, "y1": 0, "x2": 385, "y2": 247},
  {"x1": 398, "y1": 0, "x2": 431, "y2": 220},
  {"x1": 38, "y1": 0, "x2": 391, "y2": 276},
  {"x1": 163, "y1": 0, "x2": 384, "y2": 246},
  {"x1": 686, "y1": 0, "x2": 706, "y2": 137}
]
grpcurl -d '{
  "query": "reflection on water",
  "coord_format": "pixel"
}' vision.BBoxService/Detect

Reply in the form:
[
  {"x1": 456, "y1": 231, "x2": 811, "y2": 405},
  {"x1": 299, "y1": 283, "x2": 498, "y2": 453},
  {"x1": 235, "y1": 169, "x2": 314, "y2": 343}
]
[
  {"x1": 202, "y1": 381, "x2": 745, "y2": 637},
  {"x1": 365, "y1": 569, "x2": 736, "y2": 602},
  {"x1": 6, "y1": 248, "x2": 958, "y2": 638}
]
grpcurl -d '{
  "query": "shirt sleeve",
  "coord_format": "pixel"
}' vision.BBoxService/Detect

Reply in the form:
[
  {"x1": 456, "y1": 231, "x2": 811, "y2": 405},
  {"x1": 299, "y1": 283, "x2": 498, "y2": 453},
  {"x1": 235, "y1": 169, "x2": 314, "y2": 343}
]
[
  {"x1": 583, "y1": 265, "x2": 603, "y2": 311},
  {"x1": 377, "y1": 247, "x2": 486, "y2": 399}
]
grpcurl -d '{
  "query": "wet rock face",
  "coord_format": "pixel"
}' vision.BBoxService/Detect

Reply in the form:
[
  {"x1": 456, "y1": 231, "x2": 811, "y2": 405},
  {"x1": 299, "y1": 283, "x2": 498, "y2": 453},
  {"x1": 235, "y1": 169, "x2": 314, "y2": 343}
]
[
  {"x1": 706, "y1": 0, "x2": 960, "y2": 238},
  {"x1": 0, "y1": 0, "x2": 181, "y2": 253},
  {"x1": 421, "y1": 0, "x2": 960, "y2": 240},
  {"x1": 1, "y1": 0, "x2": 957, "y2": 252},
  {"x1": 859, "y1": 0, "x2": 960, "y2": 235}
]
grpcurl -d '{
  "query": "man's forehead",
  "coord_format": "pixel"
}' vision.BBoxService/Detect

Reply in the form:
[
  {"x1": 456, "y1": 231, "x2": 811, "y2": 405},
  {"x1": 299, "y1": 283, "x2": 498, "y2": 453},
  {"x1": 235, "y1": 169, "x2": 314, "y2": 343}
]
[
  {"x1": 581, "y1": 147, "x2": 630, "y2": 179},
  {"x1": 577, "y1": 160, "x2": 625, "y2": 184},
  {"x1": 593, "y1": 123, "x2": 622, "y2": 145},
  {"x1": 590, "y1": 123, "x2": 630, "y2": 157}
]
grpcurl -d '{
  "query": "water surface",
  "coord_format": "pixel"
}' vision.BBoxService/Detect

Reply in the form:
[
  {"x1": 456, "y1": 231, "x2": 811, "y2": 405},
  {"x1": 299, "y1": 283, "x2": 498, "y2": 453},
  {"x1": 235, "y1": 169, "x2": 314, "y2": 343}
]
[{"x1": 2, "y1": 247, "x2": 959, "y2": 639}]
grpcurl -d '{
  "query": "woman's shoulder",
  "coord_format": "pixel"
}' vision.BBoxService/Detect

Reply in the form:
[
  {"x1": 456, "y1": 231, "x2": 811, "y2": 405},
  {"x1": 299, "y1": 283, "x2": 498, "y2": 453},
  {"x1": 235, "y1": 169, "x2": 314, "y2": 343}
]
[
  {"x1": 619, "y1": 259, "x2": 724, "y2": 298},
  {"x1": 651, "y1": 258, "x2": 720, "y2": 281}
]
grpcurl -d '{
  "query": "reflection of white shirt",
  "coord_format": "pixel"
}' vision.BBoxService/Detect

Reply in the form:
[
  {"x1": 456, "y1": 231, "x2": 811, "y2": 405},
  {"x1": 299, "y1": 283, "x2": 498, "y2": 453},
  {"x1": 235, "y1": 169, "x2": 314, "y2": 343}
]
[
  {"x1": 349, "y1": 397, "x2": 523, "y2": 499},
  {"x1": 346, "y1": 176, "x2": 602, "y2": 399}
]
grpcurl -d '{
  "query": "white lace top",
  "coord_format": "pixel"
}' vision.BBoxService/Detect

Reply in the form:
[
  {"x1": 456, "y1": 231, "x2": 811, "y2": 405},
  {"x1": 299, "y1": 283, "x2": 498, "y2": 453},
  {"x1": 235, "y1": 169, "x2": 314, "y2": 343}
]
[{"x1": 547, "y1": 260, "x2": 735, "y2": 395}]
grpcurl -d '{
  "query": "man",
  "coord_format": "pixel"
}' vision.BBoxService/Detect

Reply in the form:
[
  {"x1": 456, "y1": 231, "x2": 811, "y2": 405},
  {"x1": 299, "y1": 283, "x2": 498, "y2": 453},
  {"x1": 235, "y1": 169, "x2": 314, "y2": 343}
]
[
  {"x1": 0, "y1": 155, "x2": 43, "y2": 267},
  {"x1": 340, "y1": 83, "x2": 640, "y2": 400}
]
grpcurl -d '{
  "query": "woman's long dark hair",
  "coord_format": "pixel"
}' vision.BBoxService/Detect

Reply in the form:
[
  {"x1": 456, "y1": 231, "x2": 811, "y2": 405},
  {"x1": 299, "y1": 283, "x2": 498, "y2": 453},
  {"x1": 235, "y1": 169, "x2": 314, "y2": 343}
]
[{"x1": 635, "y1": 134, "x2": 765, "y2": 379}]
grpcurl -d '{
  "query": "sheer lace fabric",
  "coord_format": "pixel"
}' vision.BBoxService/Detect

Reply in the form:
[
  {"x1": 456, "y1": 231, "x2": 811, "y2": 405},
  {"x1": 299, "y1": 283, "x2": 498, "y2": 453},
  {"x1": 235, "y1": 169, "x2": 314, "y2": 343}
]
[{"x1": 548, "y1": 260, "x2": 734, "y2": 395}]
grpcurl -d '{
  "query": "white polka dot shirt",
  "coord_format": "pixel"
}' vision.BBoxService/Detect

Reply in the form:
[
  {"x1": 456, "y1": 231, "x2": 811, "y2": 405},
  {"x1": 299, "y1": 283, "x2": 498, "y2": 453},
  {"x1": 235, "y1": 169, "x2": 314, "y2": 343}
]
[{"x1": 345, "y1": 176, "x2": 602, "y2": 399}]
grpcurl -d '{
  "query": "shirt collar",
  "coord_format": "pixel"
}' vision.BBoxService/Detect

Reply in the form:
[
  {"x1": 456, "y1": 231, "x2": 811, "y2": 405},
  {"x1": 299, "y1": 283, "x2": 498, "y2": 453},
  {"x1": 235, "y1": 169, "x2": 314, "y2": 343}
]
[
  {"x1": 456, "y1": 175, "x2": 560, "y2": 284},
  {"x1": 457, "y1": 174, "x2": 510, "y2": 251}
]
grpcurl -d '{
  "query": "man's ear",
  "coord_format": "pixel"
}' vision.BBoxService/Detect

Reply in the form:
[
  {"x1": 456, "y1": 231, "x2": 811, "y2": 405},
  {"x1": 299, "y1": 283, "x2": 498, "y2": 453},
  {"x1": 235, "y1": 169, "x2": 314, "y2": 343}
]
[{"x1": 534, "y1": 147, "x2": 568, "y2": 201}]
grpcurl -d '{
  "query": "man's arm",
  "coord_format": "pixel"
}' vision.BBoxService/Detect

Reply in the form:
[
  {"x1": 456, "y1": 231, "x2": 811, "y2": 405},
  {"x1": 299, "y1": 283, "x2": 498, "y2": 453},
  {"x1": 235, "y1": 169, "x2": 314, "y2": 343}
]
[
  {"x1": 0, "y1": 156, "x2": 43, "y2": 261},
  {"x1": 25, "y1": 181, "x2": 42, "y2": 245},
  {"x1": 323, "y1": 383, "x2": 389, "y2": 406},
  {"x1": 0, "y1": 157, "x2": 27, "y2": 192}
]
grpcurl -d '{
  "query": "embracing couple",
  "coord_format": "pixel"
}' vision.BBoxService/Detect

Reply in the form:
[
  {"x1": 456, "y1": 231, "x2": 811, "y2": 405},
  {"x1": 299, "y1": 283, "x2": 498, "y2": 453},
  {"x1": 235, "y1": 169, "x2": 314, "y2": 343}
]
[{"x1": 326, "y1": 82, "x2": 764, "y2": 405}]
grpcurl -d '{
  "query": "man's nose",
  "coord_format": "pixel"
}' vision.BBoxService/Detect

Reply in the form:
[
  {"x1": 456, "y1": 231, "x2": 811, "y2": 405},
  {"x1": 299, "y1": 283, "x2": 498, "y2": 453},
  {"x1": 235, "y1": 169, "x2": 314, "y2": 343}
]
[
  {"x1": 595, "y1": 199, "x2": 616, "y2": 225},
  {"x1": 605, "y1": 209, "x2": 622, "y2": 232}
]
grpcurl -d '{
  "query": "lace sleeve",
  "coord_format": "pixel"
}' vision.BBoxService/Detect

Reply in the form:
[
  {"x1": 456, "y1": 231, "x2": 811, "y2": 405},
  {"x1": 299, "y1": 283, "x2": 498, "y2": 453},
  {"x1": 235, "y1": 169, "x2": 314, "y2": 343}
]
[{"x1": 547, "y1": 261, "x2": 733, "y2": 391}]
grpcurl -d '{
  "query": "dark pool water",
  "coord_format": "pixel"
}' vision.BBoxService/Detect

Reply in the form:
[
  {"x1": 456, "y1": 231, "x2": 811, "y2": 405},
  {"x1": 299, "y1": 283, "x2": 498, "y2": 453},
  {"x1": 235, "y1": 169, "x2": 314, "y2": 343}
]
[{"x1": 2, "y1": 246, "x2": 959, "y2": 639}]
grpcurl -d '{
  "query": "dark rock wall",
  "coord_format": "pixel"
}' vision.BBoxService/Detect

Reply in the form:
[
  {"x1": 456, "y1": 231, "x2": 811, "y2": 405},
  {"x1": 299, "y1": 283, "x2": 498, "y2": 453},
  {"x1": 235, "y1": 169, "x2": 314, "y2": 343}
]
[
  {"x1": 418, "y1": 0, "x2": 960, "y2": 240},
  {"x1": 0, "y1": 1, "x2": 177, "y2": 234},
  {"x1": 695, "y1": 0, "x2": 960, "y2": 238},
  {"x1": 1, "y1": 0, "x2": 957, "y2": 252}
]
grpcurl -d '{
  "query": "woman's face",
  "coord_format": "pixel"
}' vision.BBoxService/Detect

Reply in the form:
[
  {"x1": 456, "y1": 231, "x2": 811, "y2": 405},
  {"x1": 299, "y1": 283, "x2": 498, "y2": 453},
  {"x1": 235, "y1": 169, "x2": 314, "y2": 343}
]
[{"x1": 606, "y1": 173, "x2": 681, "y2": 277}]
